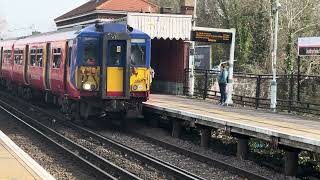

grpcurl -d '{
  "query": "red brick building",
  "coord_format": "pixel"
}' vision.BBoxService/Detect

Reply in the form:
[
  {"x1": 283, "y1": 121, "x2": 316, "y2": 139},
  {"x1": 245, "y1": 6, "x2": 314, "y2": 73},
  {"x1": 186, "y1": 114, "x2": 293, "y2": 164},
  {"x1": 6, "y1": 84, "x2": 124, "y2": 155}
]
[{"x1": 55, "y1": 0, "x2": 159, "y2": 29}]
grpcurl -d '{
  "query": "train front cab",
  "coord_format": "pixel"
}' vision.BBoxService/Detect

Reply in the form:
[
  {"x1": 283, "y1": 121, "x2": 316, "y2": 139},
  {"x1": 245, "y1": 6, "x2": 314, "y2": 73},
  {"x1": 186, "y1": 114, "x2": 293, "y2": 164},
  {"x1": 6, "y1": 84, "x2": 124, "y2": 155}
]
[
  {"x1": 100, "y1": 26, "x2": 152, "y2": 113},
  {"x1": 129, "y1": 33, "x2": 152, "y2": 102},
  {"x1": 66, "y1": 24, "x2": 152, "y2": 120}
]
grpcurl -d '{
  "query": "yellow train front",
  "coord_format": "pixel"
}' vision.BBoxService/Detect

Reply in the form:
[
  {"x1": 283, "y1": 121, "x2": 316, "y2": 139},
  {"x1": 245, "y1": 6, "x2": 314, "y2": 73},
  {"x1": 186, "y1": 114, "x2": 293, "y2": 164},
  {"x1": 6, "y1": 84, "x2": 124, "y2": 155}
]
[{"x1": 71, "y1": 23, "x2": 152, "y2": 121}]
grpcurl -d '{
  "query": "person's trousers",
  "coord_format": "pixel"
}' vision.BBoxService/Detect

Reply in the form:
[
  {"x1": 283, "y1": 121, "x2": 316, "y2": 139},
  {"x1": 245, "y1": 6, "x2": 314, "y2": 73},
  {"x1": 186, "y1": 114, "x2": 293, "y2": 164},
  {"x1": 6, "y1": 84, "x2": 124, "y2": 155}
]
[{"x1": 219, "y1": 83, "x2": 227, "y2": 103}]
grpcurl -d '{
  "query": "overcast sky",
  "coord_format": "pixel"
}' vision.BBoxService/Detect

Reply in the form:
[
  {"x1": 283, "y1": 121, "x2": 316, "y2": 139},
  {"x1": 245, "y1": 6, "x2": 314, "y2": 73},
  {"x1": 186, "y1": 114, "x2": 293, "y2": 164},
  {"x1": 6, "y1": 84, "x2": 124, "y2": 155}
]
[{"x1": 0, "y1": 0, "x2": 89, "y2": 38}]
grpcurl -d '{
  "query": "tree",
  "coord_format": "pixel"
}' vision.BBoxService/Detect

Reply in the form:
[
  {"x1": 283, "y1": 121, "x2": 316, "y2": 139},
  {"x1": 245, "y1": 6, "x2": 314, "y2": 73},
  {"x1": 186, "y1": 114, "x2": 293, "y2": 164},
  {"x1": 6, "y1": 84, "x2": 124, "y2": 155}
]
[
  {"x1": 277, "y1": 0, "x2": 320, "y2": 75},
  {"x1": 148, "y1": 0, "x2": 320, "y2": 74}
]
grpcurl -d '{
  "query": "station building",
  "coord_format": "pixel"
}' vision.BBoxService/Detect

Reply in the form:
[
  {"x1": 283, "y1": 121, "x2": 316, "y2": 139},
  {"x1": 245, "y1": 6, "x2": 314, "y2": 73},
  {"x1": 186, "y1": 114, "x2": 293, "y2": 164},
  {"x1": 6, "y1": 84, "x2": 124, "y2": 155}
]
[{"x1": 54, "y1": 0, "x2": 195, "y2": 95}]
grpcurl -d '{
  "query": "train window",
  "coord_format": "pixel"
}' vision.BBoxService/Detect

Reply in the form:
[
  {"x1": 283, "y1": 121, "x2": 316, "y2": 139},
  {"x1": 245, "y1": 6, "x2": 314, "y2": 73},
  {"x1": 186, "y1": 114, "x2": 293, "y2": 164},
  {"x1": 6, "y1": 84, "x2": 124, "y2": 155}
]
[
  {"x1": 0, "y1": 48, "x2": 2, "y2": 63},
  {"x1": 82, "y1": 42, "x2": 98, "y2": 65},
  {"x1": 6, "y1": 50, "x2": 11, "y2": 64},
  {"x1": 30, "y1": 49, "x2": 37, "y2": 66},
  {"x1": 131, "y1": 44, "x2": 146, "y2": 66},
  {"x1": 52, "y1": 48, "x2": 62, "y2": 69},
  {"x1": 108, "y1": 44, "x2": 125, "y2": 66},
  {"x1": 36, "y1": 48, "x2": 43, "y2": 67},
  {"x1": 2, "y1": 50, "x2": 6, "y2": 63},
  {"x1": 14, "y1": 49, "x2": 24, "y2": 65},
  {"x1": 68, "y1": 47, "x2": 72, "y2": 67}
]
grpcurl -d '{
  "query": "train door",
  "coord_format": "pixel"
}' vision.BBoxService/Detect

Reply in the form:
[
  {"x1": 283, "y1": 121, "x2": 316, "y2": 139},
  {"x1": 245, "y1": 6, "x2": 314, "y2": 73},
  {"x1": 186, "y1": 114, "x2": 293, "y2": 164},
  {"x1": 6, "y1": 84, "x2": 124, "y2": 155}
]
[
  {"x1": 64, "y1": 41, "x2": 72, "y2": 92},
  {"x1": 0, "y1": 47, "x2": 3, "y2": 76},
  {"x1": 104, "y1": 40, "x2": 130, "y2": 98},
  {"x1": 45, "y1": 43, "x2": 51, "y2": 90},
  {"x1": 50, "y1": 44, "x2": 65, "y2": 94}
]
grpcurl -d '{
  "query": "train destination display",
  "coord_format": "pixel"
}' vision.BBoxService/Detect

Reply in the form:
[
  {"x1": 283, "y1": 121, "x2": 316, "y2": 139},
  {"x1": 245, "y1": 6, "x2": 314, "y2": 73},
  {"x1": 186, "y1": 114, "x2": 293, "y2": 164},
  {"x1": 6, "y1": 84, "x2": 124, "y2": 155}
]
[{"x1": 191, "y1": 31, "x2": 232, "y2": 44}]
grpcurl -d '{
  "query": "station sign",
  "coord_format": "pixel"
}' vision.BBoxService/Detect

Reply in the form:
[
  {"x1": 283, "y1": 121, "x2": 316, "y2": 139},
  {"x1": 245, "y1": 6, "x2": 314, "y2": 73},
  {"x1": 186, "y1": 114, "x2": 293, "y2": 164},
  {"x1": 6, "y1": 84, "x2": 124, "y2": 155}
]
[
  {"x1": 298, "y1": 37, "x2": 320, "y2": 56},
  {"x1": 298, "y1": 47, "x2": 320, "y2": 56},
  {"x1": 191, "y1": 31, "x2": 232, "y2": 44}
]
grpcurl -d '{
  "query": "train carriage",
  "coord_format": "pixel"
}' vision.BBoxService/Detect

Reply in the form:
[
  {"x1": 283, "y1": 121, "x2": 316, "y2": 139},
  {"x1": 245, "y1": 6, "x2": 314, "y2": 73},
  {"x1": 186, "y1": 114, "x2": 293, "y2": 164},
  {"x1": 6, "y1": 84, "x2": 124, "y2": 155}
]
[
  {"x1": 0, "y1": 23, "x2": 152, "y2": 123},
  {"x1": 0, "y1": 40, "x2": 16, "y2": 86}
]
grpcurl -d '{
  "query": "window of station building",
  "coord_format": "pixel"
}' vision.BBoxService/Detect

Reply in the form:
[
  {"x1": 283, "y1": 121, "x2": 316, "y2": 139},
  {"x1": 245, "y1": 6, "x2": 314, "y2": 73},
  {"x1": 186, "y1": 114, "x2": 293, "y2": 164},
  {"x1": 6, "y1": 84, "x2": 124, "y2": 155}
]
[
  {"x1": 30, "y1": 49, "x2": 37, "y2": 67},
  {"x1": 14, "y1": 49, "x2": 24, "y2": 65},
  {"x1": 52, "y1": 48, "x2": 62, "y2": 69},
  {"x1": 36, "y1": 49, "x2": 43, "y2": 67}
]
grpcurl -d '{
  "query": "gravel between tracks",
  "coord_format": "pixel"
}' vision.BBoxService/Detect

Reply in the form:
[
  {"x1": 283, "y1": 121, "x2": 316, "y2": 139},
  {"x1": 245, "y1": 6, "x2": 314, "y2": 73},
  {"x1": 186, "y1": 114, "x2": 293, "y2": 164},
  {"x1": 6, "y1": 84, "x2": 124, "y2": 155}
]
[
  {"x1": 0, "y1": 110, "x2": 96, "y2": 180},
  {"x1": 129, "y1": 125, "x2": 300, "y2": 180},
  {"x1": 57, "y1": 126, "x2": 168, "y2": 180},
  {"x1": 99, "y1": 128, "x2": 243, "y2": 180}
]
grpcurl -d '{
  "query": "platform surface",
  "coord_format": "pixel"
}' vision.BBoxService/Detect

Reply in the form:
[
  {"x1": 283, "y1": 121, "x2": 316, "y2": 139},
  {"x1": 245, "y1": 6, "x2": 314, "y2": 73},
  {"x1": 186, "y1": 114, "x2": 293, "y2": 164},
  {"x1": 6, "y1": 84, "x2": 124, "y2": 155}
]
[
  {"x1": 144, "y1": 94, "x2": 320, "y2": 152},
  {"x1": 0, "y1": 131, "x2": 55, "y2": 180}
]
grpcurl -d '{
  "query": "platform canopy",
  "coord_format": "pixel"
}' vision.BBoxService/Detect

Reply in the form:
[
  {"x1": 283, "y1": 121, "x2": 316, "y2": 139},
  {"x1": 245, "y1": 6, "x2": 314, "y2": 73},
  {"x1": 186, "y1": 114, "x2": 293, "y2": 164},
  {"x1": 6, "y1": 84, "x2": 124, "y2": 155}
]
[
  {"x1": 116, "y1": 13, "x2": 192, "y2": 40},
  {"x1": 298, "y1": 37, "x2": 320, "y2": 56}
]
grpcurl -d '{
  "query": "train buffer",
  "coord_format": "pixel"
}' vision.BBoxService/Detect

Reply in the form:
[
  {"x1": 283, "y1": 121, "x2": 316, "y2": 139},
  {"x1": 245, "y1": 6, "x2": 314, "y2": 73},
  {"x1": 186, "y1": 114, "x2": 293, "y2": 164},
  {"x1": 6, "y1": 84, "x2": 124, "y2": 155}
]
[
  {"x1": 143, "y1": 94, "x2": 320, "y2": 176},
  {"x1": 0, "y1": 131, "x2": 55, "y2": 180}
]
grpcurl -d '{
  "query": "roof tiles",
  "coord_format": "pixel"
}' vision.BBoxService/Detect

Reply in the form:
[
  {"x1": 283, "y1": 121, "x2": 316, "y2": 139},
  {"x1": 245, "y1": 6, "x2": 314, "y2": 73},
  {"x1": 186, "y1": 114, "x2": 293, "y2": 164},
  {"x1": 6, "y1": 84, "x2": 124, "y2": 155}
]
[{"x1": 55, "y1": 0, "x2": 158, "y2": 21}]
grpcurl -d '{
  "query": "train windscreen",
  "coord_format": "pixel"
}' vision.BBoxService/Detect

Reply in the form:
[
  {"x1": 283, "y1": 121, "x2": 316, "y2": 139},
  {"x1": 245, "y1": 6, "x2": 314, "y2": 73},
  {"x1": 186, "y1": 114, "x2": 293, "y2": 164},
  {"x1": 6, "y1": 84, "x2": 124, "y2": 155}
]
[
  {"x1": 131, "y1": 43, "x2": 146, "y2": 66},
  {"x1": 82, "y1": 37, "x2": 98, "y2": 65}
]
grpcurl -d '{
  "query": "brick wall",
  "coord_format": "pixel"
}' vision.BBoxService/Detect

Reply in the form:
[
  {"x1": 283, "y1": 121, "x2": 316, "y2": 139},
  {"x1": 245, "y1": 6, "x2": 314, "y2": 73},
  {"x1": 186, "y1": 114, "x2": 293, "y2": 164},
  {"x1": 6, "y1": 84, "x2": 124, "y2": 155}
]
[{"x1": 150, "y1": 39, "x2": 189, "y2": 94}]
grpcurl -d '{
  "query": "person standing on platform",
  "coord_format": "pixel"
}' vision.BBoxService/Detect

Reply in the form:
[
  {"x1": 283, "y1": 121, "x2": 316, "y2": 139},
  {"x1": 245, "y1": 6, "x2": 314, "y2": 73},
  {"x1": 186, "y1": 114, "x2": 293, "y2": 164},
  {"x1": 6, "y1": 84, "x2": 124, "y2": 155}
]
[{"x1": 218, "y1": 63, "x2": 228, "y2": 105}]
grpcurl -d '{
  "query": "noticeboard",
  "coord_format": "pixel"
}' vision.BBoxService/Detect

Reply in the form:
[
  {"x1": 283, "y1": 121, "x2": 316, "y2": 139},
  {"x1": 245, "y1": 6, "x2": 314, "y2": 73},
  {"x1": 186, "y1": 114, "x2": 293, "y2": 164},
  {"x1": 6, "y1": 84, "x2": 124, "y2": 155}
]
[
  {"x1": 194, "y1": 46, "x2": 212, "y2": 70},
  {"x1": 191, "y1": 31, "x2": 232, "y2": 44}
]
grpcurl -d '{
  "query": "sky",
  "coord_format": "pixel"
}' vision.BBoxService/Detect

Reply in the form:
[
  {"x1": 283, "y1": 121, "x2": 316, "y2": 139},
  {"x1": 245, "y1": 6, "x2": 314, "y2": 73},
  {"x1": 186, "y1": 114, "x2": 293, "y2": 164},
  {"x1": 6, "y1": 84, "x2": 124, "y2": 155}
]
[{"x1": 0, "y1": 0, "x2": 89, "y2": 38}]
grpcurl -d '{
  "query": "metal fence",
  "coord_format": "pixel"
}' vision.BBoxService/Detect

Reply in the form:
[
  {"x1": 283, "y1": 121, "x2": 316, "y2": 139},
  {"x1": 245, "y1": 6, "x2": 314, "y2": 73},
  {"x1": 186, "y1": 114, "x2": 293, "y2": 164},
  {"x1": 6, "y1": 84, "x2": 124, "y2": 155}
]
[{"x1": 184, "y1": 69, "x2": 320, "y2": 116}]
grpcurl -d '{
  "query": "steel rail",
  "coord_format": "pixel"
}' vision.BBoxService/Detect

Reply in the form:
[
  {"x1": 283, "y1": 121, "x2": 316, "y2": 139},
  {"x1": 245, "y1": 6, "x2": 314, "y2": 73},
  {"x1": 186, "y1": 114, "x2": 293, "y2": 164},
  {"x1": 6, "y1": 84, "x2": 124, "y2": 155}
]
[
  {"x1": 71, "y1": 123, "x2": 205, "y2": 180},
  {"x1": 17, "y1": 99, "x2": 204, "y2": 180},
  {"x1": 0, "y1": 98, "x2": 141, "y2": 180}
]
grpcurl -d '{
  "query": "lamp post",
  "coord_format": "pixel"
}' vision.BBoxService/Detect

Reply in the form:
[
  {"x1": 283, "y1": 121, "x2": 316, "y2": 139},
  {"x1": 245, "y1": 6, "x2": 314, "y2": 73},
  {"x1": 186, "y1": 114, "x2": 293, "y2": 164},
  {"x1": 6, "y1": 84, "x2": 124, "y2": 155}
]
[
  {"x1": 188, "y1": 0, "x2": 197, "y2": 96},
  {"x1": 270, "y1": 0, "x2": 280, "y2": 112}
]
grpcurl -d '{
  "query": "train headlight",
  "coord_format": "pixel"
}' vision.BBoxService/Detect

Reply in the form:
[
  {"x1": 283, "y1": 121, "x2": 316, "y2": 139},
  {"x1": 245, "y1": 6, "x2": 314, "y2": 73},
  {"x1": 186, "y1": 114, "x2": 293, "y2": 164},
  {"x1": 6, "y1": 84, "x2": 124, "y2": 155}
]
[
  {"x1": 82, "y1": 74, "x2": 97, "y2": 91},
  {"x1": 83, "y1": 83, "x2": 92, "y2": 91}
]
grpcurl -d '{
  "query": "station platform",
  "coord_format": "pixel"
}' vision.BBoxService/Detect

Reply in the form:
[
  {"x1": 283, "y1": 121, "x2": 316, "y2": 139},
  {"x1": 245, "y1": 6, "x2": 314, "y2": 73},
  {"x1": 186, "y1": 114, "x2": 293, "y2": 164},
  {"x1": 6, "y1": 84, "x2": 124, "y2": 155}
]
[
  {"x1": 144, "y1": 94, "x2": 320, "y2": 153},
  {"x1": 0, "y1": 131, "x2": 55, "y2": 180}
]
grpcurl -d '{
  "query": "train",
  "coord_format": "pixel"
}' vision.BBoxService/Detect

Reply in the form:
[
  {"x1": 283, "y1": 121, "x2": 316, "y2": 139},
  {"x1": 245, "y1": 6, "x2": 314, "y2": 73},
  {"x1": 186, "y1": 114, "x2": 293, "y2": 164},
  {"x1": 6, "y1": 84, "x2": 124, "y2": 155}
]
[{"x1": 0, "y1": 23, "x2": 153, "y2": 123}]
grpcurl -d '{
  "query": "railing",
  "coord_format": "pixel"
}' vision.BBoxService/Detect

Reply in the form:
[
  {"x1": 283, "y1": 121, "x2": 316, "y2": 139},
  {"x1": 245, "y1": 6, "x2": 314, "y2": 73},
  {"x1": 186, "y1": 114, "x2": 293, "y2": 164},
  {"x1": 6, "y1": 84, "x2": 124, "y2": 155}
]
[{"x1": 183, "y1": 69, "x2": 320, "y2": 116}]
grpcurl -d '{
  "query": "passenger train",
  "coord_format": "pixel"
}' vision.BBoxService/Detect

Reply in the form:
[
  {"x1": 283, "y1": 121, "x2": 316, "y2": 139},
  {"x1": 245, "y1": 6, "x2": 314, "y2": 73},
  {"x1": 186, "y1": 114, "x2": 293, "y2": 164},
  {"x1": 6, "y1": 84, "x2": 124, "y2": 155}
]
[{"x1": 0, "y1": 23, "x2": 152, "y2": 122}]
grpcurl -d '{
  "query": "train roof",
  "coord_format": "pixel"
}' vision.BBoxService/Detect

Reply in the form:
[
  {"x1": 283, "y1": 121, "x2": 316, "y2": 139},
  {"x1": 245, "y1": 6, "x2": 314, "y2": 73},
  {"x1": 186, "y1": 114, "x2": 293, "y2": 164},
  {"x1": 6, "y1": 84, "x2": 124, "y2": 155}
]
[
  {"x1": 0, "y1": 39, "x2": 18, "y2": 48},
  {"x1": 84, "y1": 23, "x2": 150, "y2": 39},
  {"x1": 0, "y1": 23, "x2": 150, "y2": 47},
  {"x1": 15, "y1": 28, "x2": 81, "y2": 45}
]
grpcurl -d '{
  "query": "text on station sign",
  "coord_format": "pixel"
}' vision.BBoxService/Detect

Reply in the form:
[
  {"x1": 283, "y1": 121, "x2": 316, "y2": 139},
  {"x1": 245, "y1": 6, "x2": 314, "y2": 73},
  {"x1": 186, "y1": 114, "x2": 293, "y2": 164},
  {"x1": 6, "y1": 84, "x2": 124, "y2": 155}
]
[
  {"x1": 191, "y1": 31, "x2": 232, "y2": 44},
  {"x1": 299, "y1": 47, "x2": 320, "y2": 56}
]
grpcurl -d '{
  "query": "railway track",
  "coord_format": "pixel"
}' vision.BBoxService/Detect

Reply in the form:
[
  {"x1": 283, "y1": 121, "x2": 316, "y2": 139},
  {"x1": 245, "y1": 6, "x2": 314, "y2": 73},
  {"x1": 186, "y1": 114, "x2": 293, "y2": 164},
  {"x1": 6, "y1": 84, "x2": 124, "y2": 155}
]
[
  {"x1": 0, "y1": 98, "x2": 142, "y2": 180},
  {"x1": 0, "y1": 93, "x2": 204, "y2": 180},
  {"x1": 0, "y1": 91, "x2": 271, "y2": 180},
  {"x1": 129, "y1": 130, "x2": 271, "y2": 180}
]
